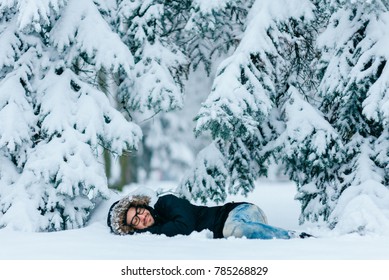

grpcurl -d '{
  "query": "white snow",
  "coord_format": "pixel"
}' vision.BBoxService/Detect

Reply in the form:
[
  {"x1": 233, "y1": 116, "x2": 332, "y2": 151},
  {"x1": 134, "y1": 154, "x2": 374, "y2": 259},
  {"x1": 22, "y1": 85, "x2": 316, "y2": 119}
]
[{"x1": 1, "y1": 180, "x2": 388, "y2": 260}]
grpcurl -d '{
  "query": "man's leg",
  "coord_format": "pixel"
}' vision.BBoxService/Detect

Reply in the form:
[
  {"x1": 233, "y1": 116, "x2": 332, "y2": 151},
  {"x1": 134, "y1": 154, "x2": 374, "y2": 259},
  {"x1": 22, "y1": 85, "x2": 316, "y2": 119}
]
[{"x1": 223, "y1": 204, "x2": 293, "y2": 239}]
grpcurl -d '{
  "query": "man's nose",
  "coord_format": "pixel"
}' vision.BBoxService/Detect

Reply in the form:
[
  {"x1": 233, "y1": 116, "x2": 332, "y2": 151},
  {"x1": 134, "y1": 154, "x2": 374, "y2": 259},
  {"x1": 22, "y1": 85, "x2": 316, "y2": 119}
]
[{"x1": 139, "y1": 212, "x2": 146, "y2": 221}]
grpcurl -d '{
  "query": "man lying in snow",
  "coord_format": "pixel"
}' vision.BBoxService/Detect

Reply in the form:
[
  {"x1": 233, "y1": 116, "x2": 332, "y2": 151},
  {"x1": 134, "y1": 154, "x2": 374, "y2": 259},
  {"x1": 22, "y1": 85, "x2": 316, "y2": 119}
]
[{"x1": 107, "y1": 193, "x2": 312, "y2": 239}]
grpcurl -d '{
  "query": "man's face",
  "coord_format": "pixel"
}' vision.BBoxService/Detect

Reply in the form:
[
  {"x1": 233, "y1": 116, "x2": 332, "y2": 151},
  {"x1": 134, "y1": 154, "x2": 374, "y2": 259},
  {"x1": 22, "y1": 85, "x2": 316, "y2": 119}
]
[{"x1": 126, "y1": 206, "x2": 155, "y2": 229}]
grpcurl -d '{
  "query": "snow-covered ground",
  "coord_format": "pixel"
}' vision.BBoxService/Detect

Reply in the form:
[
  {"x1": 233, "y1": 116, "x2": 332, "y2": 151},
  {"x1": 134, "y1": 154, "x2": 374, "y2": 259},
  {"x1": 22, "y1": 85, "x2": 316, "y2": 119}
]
[{"x1": 1, "y1": 180, "x2": 388, "y2": 260}]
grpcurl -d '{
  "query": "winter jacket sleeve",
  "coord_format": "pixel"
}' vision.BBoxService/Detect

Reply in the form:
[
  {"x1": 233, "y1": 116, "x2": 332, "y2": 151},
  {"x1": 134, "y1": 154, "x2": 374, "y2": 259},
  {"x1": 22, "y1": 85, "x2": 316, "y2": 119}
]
[{"x1": 135, "y1": 194, "x2": 196, "y2": 237}]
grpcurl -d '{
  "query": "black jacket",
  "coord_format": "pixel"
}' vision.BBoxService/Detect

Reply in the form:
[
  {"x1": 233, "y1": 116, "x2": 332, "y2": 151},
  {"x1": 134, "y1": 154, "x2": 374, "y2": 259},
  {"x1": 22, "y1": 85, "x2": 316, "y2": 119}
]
[{"x1": 136, "y1": 194, "x2": 244, "y2": 238}]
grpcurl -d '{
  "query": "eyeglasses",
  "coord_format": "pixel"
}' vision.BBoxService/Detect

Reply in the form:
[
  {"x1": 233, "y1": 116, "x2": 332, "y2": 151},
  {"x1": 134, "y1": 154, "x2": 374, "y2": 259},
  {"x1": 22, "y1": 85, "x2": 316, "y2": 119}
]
[{"x1": 127, "y1": 206, "x2": 145, "y2": 227}]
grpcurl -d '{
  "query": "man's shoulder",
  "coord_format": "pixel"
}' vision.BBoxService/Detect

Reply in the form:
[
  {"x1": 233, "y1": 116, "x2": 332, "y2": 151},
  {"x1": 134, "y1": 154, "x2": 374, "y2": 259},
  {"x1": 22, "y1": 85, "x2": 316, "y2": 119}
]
[
  {"x1": 157, "y1": 194, "x2": 189, "y2": 206},
  {"x1": 161, "y1": 193, "x2": 189, "y2": 200},
  {"x1": 154, "y1": 194, "x2": 193, "y2": 215},
  {"x1": 158, "y1": 194, "x2": 177, "y2": 201}
]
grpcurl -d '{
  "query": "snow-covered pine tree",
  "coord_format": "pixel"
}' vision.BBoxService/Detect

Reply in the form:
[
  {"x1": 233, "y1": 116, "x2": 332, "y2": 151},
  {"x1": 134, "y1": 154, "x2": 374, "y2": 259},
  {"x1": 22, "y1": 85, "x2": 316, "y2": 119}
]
[
  {"x1": 271, "y1": 0, "x2": 344, "y2": 226},
  {"x1": 112, "y1": 0, "x2": 254, "y2": 183},
  {"x1": 183, "y1": 0, "x2": 255, "y2": 74},
  {"x1": 278, "y1": 86, "x2": 344, "y2": 225},
  {"x1": 116, "y1": 0, "x2": 188, "y2": 114},
  {"x1": 179, "y1": 0, "x2": 323, "y2": 203},
  {"x1": 0, "y1": 0, "x2": 141, "y2": 231},
  {"x1": 316, "y1": 0, "x2": 389, "y2": 234},
  {"x1": 113, "y1": 0, "x2": 193, "y2": 182},
  {"x1": 179, "y1": 140, "x2": 229, "y2": 203}
]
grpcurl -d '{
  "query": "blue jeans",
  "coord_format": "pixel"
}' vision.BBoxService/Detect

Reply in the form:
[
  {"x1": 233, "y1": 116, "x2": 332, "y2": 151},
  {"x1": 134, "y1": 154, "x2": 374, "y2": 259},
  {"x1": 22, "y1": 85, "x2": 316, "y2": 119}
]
[{"x1": 222, "y1": 204, "x2": 293, "y2": 239}]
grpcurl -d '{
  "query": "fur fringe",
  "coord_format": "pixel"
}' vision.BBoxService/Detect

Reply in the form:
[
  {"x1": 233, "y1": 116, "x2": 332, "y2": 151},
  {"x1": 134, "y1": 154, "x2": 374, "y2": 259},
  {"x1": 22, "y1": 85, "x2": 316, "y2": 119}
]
[{"x1": 107, "y1": 195, "x2": 151, "y2": 235}]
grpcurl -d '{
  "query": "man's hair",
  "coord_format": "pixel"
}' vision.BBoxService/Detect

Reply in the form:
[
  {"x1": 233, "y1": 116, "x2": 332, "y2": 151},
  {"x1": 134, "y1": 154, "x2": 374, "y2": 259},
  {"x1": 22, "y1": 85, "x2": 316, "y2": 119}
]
[{"x1": 107, "y1": 195, "x2": 151, "y2": 235}]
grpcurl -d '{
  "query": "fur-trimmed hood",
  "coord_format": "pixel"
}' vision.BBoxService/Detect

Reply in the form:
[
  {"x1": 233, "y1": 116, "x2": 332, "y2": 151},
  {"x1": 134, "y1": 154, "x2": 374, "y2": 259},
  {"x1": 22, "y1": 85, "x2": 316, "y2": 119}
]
[{"x1": 107, "y1": 194, "x2": 151, "y2": 235}]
